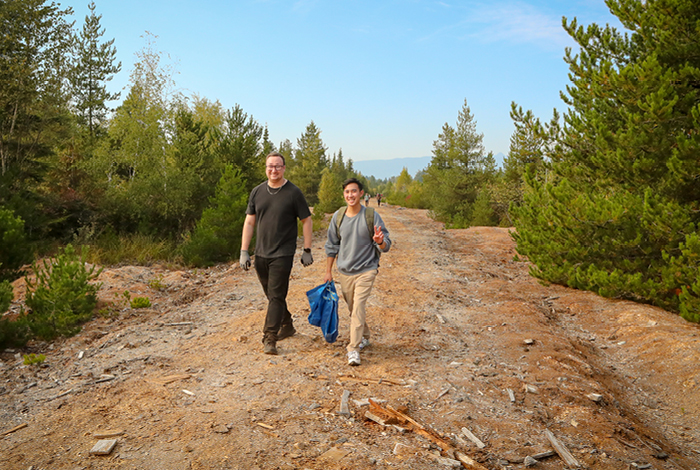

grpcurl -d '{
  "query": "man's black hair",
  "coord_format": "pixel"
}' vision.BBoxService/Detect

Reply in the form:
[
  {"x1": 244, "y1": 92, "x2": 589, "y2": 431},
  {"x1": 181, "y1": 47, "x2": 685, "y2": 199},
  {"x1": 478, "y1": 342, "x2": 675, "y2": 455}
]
[{"x1": 342, "y1": 177, "x2": 364, "y2": 191}]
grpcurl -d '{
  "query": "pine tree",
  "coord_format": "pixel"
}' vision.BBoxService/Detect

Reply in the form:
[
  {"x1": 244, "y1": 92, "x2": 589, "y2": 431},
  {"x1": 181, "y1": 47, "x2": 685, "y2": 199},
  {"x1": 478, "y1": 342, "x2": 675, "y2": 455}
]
[
  {"x1": 315, "y1": 168, "x2": 345, "y2": 215},
  {"x1": 0, "y1": 0, "x2": 74, "y2": 235},
  {"x1": 70, "y1": 1, "x2": 121, "y2": 139},
  {"x1": 217, "y1": 104, "x2": 264, "y2": 194},
  {"x1": 423, "y1": 99, "x2": 496, "y2": 227},
  {"x1": 512, "y1": 0, "x2": 700, "y2": 321},
  {"x1": 288, "y1": 121, "x2": 328, "y2": 205}
]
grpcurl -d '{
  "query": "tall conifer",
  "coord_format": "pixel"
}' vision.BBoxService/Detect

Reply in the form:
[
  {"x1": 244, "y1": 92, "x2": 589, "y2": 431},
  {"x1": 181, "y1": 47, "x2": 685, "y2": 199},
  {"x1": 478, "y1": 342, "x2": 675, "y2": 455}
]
[{"x1": 513, "y1": 0, "x2": 700, "y2": 321}]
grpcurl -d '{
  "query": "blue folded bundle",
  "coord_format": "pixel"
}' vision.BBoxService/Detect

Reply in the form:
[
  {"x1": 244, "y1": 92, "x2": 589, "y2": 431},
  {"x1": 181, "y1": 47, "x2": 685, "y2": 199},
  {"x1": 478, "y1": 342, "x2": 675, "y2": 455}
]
[{"x1": 306, "y1": 281, "x2": 339, "y2": 343}]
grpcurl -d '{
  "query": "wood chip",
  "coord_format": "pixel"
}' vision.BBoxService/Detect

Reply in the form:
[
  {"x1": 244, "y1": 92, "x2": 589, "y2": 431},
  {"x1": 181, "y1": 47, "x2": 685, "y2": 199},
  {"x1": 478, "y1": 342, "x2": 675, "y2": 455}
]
[
  {"x1": 339, "y1": 390, "x2": 351, "y2": 416},
  {"x1": 586, "y1": 393, "x2": 603, "y2": 403},
  {"x1": 506, "y1": 388, "x2": 515, "y2": 403},
  {"x1": 182, "y1": 389, "x2": 195, "y2": 396},
  {"x1": 364, "y1": 411, "x2": 387, "y2": 426},
  {"x1": 545, "y1": 430, "x2": 580, "y2": 468},
  {"x1": 256, "y1": 422, "x2": 274, "y2": 430},
  {"x1": 90, "y1": 439, "x2": 117, "y2": 455},
  {"x1": 461, "y1": 427, "x2": 486, "y2": 448},
  {"x1": 93, "y1": 430, "x2": 124, "y2": 439},
  {"x1": 318, "y1": 446, "x2": 349, "y2": 462},
  {"x1": 455, "y1": 451, "x2": 490, "y2": 470}
]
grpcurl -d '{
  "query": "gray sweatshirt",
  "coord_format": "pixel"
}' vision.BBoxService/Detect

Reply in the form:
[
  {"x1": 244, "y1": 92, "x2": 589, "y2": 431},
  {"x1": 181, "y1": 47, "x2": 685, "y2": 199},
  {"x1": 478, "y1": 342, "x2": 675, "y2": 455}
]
[{"x1": 325, "y1": 206, "x2": 391, "y2": 276}]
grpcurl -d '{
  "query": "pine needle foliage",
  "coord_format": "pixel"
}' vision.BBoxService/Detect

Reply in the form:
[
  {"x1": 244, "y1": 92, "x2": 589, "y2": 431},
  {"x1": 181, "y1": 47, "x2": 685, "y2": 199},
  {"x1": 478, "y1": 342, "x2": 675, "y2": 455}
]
[
  {"x1": 512, "y1": 0, "x2": 700, "y2": 322},
  {"x1": 24, "y1": 244, "x2": 103, "y2": 340}
]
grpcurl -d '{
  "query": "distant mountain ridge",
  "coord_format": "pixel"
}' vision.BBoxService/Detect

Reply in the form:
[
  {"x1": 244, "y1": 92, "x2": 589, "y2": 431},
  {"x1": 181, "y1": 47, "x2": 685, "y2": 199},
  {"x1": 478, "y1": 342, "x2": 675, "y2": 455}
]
[
  {"x1": 352, "y1": 153, "x2": 505, "y2": 180},
  {"x1": 352, "y1": 156, "x2": 431, "y2": 180}
]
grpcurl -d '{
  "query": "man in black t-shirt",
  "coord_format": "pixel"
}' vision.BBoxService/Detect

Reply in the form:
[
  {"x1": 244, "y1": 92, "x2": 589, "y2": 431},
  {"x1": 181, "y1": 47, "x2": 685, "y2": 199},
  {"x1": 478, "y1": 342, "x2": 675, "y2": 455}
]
[{"x1": 240, "y1": 152, "x2": 314, "y2": 355}]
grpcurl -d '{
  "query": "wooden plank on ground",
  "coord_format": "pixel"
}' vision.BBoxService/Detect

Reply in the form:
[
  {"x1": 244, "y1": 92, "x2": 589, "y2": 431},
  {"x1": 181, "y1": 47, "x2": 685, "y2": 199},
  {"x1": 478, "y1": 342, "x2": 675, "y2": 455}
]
[
  {"x1": 339, "y1": 390, "x2": 351, "y2": 416},
  {"x1": 93, "y1": 430, "x2": 124, "y2": 439},
  {"x1": 461, "y1": 427, "x2": 486, "y2": 448},
  {"x1": 90, "y1": 439, "x2": 117, "y2": 455},
  {"x1": 455, "y1": 451, "x2": 490, "y2": 470},
  {"x1": 545, "y1": 430, "x2": 580, "y2": 468}
]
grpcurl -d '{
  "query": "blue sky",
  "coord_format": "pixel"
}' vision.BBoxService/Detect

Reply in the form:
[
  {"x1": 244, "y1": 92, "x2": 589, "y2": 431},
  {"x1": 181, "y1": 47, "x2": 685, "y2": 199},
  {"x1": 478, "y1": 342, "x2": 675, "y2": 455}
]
[{"x1": 64, "y1": 0, "x2": 621, "y2": 162}]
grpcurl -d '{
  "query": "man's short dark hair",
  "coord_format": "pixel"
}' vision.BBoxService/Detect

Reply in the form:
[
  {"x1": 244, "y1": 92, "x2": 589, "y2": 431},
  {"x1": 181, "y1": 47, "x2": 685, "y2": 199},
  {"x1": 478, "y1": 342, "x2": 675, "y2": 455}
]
[
  {"x1": 266, "y1": 152, "x2": 285, "y2": 166},
  {"x1": 342, "y1": 177, "x2": 363, "y2": 191}
]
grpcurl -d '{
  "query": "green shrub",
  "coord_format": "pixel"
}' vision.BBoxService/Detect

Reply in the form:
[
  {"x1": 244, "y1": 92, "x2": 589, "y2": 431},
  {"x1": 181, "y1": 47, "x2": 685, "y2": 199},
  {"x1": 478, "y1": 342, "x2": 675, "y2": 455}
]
[
  {"x1": 23, "y1": 353, "x2": 46, "y2": 365},
  {"x1": 147, "y1": 274, "x2": 167, "y2": 291},
  {"x1": 130, "y1": 296, "x2": 151, "y2": 309},
  {"x1": 0, "y1": 279, "x2": 12, "y2": 314},
  {"x1": 0, "y1": 280, "x2": 29, "y2": 349},
  {"x1": 24, "y1": 244, "x2": 103, "y2": 340},
  {"x1": 180, "y1": 165, "x2": 248, "y2": 267},
  {"x1": 0, "y1": 207, "x2": 32, "y2": 281}
]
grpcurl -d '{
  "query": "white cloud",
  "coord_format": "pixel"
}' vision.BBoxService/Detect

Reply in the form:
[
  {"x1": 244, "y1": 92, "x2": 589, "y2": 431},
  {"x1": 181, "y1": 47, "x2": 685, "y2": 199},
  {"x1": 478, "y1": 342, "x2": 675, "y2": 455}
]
[{"x1": 422, "y1": 1, "x2": 576, "y2": 49}]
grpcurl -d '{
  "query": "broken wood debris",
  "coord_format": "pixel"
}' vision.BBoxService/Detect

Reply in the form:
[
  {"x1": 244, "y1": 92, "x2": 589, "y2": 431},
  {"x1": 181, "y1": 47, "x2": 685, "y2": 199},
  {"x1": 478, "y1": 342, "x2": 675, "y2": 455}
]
[
  {"x1": 586, "y1": 393, "x2": 603, "y2": 403},
  {"x1": 94, "y1": 374, "x2": 116, "y2": 384},
  {"x1": 545, "y1": 430, "x2": 580, "y2": 468},
  {"x1": 93, "y1": 430, "x2": 124, "y2": 439},
  {"x1": 339, "y1": 390, "x2": 351, "y2": 416},
  {"x1": 366, "y1": 399, "x2": 489, "y2": 470},
  {"x1": 256, "y1": 422, "x2": 275, "y2": 430},
  {"x1": 433, "y1": 386, "x2": 452, "y2": 402},
  {"x1": 506, "y1": 388, "x2": 515, "y2": 403},
  {"x1": 44, "y1": 388, "x2": 73, "y2": 401},
  {"x1": 90, "y1": 438, "x2": 118, "y2": 455},
  {"x1": 1, "y1": 423, "x2": 28, "y2": 436},
  {"x1": 461, "y1": 427, "x2": 486, "y2": 449},
  {"x1": 337, "y1": 374, "x2": 405, "y2": 386},
  {"x1": 510, "y1": 450, "x2": 556, "y2": 464},
  {"x1": 353, "y1": 397, "x2": 386, "y2": 407},
  {"x1": 318, "y1": 446, "x2": 350, "y2": 462}
]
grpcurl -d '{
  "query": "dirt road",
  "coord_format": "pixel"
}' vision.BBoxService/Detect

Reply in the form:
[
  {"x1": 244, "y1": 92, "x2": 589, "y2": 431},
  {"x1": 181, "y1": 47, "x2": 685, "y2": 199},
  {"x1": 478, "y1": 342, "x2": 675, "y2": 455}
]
[{"x1": 1, "y1": 205, "x2": 699, "y2": 469}]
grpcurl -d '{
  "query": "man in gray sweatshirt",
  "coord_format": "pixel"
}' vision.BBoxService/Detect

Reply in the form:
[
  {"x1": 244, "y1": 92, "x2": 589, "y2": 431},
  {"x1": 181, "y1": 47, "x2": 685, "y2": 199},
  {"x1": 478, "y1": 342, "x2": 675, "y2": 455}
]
[{"x1": 324, "y1": 178, "x2": 391, "y2": 366}]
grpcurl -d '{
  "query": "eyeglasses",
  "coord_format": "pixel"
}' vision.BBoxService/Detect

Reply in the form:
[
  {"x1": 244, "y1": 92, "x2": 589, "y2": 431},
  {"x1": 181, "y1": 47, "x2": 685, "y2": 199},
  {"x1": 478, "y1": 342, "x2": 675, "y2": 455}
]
[{"x1": 266, "y1": 165, "x2": 284, "y2": 171}]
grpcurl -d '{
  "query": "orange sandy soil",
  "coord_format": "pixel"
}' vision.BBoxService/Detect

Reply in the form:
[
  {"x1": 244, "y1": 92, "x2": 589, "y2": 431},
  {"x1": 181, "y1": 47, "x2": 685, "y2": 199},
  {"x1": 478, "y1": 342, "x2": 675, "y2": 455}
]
[{"x1": 1, "y1": 205, "x2": 699, "y2": 469}]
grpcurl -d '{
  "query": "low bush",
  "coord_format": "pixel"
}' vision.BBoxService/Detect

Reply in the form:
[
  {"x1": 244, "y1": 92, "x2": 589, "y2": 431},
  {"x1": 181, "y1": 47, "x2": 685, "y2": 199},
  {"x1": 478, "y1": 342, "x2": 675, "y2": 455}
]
[
  {"x1": 0, "y1": 207, "x2": 32, "y2": 281},
  {"x1": 24, "y1": 245, "x2": 103, "y2": 340}
]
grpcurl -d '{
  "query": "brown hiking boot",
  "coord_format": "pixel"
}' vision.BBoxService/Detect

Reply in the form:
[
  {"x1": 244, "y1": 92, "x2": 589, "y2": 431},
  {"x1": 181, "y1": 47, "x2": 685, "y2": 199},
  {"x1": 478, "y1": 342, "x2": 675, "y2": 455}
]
[
  {"x1": 263, "y1": 338, "x2": 278, "y2": 355},
  {"x1": 277, "y1": 323, "x2": 296, "y2": 341}
]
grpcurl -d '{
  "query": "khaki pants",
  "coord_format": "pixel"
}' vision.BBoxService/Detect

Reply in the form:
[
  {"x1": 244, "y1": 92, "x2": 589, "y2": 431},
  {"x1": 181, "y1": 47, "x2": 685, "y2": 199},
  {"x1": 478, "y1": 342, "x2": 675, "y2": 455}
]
[{"x1": 337, "y1": 269, "x2": 378, "y2": 353}]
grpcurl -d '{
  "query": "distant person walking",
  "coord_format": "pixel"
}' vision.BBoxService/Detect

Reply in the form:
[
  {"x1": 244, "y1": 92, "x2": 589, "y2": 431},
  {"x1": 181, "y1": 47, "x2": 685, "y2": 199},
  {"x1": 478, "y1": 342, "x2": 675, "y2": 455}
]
[
  {"x1": 324, "y1": 178, "x2": 391, "y2": 366},
  {"x1": 376, "y1": 193, "x2": 382, "y2": 206},
  {"x1": 240, "y1": 152, "x2": 314, "y2": 355},
  {"x1": 364, "y1": 193, "x2": 370, "y2": 206}
]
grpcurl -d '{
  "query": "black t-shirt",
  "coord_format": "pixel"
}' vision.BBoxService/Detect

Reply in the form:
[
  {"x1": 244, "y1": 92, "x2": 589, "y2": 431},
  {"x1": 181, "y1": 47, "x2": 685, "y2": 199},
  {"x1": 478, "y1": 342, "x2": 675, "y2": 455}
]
[{"x1": 246, "y1": 180, "x2": 312, "y2": 258}]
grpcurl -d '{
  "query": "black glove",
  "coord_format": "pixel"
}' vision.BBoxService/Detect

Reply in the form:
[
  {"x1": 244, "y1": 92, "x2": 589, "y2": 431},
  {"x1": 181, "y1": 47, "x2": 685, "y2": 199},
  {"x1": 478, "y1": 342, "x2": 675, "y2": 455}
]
[
  {"x1": 240, "y1": 250, "x2": 251, "y2": 271},
  {"x1": 301, "y1": 248, "x2": 313, "y2": 267}
]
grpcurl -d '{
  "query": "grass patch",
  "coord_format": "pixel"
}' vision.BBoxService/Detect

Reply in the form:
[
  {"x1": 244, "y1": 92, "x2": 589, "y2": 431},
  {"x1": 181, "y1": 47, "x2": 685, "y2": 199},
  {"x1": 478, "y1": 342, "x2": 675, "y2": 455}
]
[{"x1": 80, "y1": 233, "x2": 183, "y2": 266}]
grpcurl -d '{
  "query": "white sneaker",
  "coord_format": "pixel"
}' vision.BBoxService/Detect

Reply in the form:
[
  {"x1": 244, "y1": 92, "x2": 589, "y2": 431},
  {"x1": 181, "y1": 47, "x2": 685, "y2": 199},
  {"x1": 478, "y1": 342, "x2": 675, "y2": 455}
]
[
  {"x1": 347, "y1": 350, "x2": 361, "y2": 366},
  {"x1": 359, "y1": 338, "x2": 370, "y2": 350}
]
